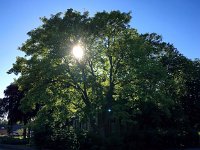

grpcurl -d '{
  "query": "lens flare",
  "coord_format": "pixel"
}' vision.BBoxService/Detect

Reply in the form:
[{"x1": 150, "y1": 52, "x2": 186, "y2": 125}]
[{"x1": 72, "y1": 45, "x2": 83, "y2": 60}]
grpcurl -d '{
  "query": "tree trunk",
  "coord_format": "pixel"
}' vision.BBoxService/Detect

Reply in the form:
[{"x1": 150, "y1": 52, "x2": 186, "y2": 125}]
[
  {"x1": 23, "y1": 127, "x2": 26, "y2": 139},
  {"x1": 27, "y1": 127, "x2": 31, "y2": 139},
  {"x1": 89, "y1": 113, "x2": 98, "y2": 132},
  {"x1": 23, "y1": 119, "x2": 27, "y2": 139}
]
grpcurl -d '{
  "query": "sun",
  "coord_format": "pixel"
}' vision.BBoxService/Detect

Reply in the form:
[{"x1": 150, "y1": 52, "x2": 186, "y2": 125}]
[{"x1": 72, "y1": 45, "x2": 84, "y2": 60}]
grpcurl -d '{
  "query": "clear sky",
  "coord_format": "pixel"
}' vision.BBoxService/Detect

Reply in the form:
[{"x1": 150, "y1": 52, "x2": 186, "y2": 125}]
[{"x1": 1, "y1": 0, "x2": 200, "y2": 98}]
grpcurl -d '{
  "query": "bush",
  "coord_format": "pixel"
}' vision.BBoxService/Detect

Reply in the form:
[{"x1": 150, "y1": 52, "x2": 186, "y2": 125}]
[
  {"x1": 123, "y1": 128, "x2": 199, "y2": 150},
  {"x1": 33, "y1": 125, "x2": 79, "y2": 150},
  {"x1": 123, "y1": 129, "x2": 163, "y2": 150},
  {"x1": 32, "y1": 124, "x2": 53, "y2": 148},
  {"x1": 0, "y1": 136, "x2": 29, "y2": 145},
  {"x1": 50, "y1": 127, "x2": 79, "y2": 150},
  {"x1": 78, "y1": 131, "x2": 123, "y2": 150},
  {"x1": 161, "y1": 129, "x2": 199, "y2": 148},
  {"x1": 78, "y1": 131, "x2": 104, "y2": 150}
]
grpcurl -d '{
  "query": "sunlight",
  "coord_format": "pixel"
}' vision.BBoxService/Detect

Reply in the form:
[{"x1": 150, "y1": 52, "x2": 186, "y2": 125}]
[{"x1": 72, "y1": 45, "x2": 84, "y2": 60}]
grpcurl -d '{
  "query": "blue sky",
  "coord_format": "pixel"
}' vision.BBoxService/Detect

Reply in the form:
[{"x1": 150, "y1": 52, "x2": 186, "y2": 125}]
[{"x1": 0, "y1": 0, "x2": 200, "y2": 98}]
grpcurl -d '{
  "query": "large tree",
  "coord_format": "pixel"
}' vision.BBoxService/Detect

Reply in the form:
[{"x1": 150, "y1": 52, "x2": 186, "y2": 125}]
[{"x1": 8, "y1": 9, "x2": 179, "y2": 138}]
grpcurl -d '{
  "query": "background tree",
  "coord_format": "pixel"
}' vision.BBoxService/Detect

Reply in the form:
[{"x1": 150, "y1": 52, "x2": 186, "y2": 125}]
[
  {"x1": 0, "y1": 84, "x2": 24, "y2": 135},
  {"x1": 181, "y1": 59, "x2": 200, "y2": 130},
  {"x1": 0, "y1": 83, "x2": 38, "y2": 138}
]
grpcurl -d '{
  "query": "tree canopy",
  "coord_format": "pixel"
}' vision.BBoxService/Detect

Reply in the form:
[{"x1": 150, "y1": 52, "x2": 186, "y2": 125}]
[{"x1": 6, "y1": 9, "x2": 200, "y2": 149}]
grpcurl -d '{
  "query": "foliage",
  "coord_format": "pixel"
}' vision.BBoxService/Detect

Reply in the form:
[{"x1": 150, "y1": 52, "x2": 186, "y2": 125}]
[
  {"x1": 181, "y1": 59, "x2": 200, "y2": 130},
  {"x1": 33, "y1": 122, "x2": 79, "y2": 150},
  {"x1": 0, "y1": 84, "x2": 24, "y2": 126},
  {"x1": 5, "y1": 9, "x2": 200, "y2": 149},
  {"x1": 0, "y1": 136, "x2": 29, "y2": 145},
  {"x1": 0, "y1": 83, "x2": 38, "y2": 138}
]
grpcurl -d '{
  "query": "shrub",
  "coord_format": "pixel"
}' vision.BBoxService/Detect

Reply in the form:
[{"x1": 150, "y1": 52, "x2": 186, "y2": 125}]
[
  {"x1": 33, "y1": 124, "x2": 79, "y2": 150},
  {"x1": 0, "y1": 136, "x2": 29, "y2": 145}
]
